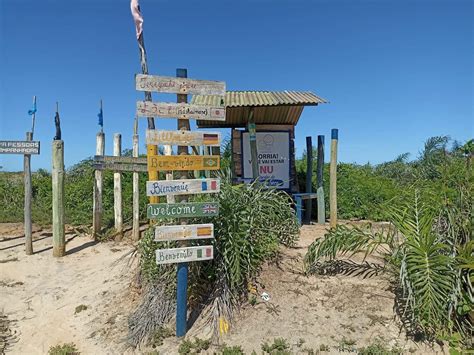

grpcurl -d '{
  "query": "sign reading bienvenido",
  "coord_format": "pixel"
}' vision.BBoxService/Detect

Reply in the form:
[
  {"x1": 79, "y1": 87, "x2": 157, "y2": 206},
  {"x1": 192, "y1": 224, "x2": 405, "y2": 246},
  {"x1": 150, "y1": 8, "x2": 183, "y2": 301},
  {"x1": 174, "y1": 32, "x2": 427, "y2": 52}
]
[
  {"x1": 156, "y1": 245, "x2": 214, "y2": 265},
  {"x1": 0, "y1": 140, "x2": 40, "y2": 155},
  {"x1": 147, "y1": 202, "x2": 219, "y2": 219},
  {"x1": 147, "y1": 178, "x2": 220, "y2": 196}
]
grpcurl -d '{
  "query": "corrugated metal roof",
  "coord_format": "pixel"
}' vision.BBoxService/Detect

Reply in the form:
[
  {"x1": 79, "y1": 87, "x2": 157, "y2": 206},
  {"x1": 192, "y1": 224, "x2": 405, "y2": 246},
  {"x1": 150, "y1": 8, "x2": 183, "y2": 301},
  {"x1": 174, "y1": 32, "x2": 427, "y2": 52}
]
[
  {"x1": 192, "y1": 90, "x2": 327, "y2": 128},
  {"x1": 191, "y1": 90, "x2": 327, "y2": 107}
]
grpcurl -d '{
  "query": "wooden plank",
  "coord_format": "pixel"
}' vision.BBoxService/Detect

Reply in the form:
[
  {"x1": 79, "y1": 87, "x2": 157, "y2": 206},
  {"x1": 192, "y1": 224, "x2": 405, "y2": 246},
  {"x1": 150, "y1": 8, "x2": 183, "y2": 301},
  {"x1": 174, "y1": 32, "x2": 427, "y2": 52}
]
[
  {"x1": 147, "y1": 155, "x2": 220, "y2": 172},
  {"x1": 113, "y1": 134, "x2": 123, "y2": 237},
  {"x1": 93, "y1": 162, "x2": 148, "y2": 172},
  {"x1": 147, "y1": 202, "x2": 219, "y2": 219},
  {"x1": 136, "y1": 101, "x2": 226, "y2": 121},
  {"x1": 147, "y1": 178, "x2": 220, "y2": 197},
  {"x1": 146, "y1": 129, "x2": 221, "y2": 147},
  {"x1": 155, "y1": 223, "x2": 214, "y2": 241},
  {"x1": 0, "y1": 140, "x2": 40, "y2": 154},
  {"x1": 94, "y1": 155, "x2": 147, "y2": 164},
  {"x1": 136, "y1": 74, "x2": 225, "y2": 96},
  {"x1": 156, "y1": 245, "x2": 214, "y2": 265}
]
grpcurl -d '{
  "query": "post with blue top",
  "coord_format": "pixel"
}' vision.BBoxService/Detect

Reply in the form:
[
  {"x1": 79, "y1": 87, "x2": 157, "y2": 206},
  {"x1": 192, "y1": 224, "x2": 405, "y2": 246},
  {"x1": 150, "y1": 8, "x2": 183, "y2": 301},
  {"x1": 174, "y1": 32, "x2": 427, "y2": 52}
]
[
  {"x1": 316, "y1": 135, "x2": 325, "y2": 224},
  {"x1": 305, "y1": 136, "x2": 313, "y2": 223},
  {"x1": 329, "y1": 129, "x2": 338, "y2": 228}
]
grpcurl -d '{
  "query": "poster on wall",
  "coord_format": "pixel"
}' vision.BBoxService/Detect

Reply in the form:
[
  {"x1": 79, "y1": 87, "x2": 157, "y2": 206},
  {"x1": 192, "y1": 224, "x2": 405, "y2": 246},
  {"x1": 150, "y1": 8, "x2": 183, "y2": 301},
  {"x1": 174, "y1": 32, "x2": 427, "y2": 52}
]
[{"x1": 242, "y1": 131, "x2": 291, "y2": 189}]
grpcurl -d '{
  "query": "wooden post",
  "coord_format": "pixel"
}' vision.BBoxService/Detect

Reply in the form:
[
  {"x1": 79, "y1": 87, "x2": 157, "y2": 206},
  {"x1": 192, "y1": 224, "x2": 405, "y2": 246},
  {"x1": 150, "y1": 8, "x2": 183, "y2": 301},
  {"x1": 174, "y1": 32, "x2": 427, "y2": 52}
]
[
  {"x1": 113, "y1": 133, "x2": 123, "y2": 238},
  {"x1": 132, "y1": 119, "x2": 140, "y2": 241},
  {"x1": 316, "y1": 135, "x2": 326, "y2": 224},
  {"x1": 329, "y1": 129, "x2": 338, "y2": 228},
  {"x1": 176, "y1": 68, "x2": 189, "y2": 338},
  {"x1": 304, "y1": 136, "x2": 313, "y2": 224},
  {"x1": 52, "y1": 140, "x2": 65, "y2": 257},
  {"x1": 93, "y1": 132, "x2": 105, "y2": 238},
  {"x1": 24, "y1": 131, "x2": 33, "y2": 255},
  {"x1": 164, "y1": 144, "x2": 175, "y2": 204},
  {"x1": 248, "y1": 108, "x2": 258, "y2": 181}
]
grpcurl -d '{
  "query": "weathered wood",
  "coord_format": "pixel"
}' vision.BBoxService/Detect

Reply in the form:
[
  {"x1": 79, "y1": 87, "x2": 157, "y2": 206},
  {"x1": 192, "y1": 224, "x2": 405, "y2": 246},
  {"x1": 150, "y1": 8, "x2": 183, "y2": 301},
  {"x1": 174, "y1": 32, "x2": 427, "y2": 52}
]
[
  {"x1": 146, "y1": 129, "x2": 221, "y2": 146},
  {"x1": 113, "y1": 134, "x2": 123, "y2": 237},
  {"x1": 164, "y1": 144, "x2": 175, "y2": 204},
  {"x1": 136, "y1": 74, "x2": 225, "y2": 96},
  {"x1": 305, "y1": 136, "x2": 313, "y2": 223},
  {"x1": 24, "y1": 132, "x2": 33, "y2": 255},
  {"x1": 93, "y1": 162, "x2": 148, "y2": 172},
  {"x1": 156, "y1": 245, "x2": 214, "y2": 265},
  {"x1": 93, "y1": 132, "x2": 105, "y2": 238},
  {"x1": 147, "y1": 178, "x2": 220, "y2": 196},
  {"x1": 155, "y1": 223, "x2": 214, "y2": 241},
  {"x1": 147, "y1": 202, "x2": 219, "y2": 219},
  {"x1": 248, "y1": 109, "x2": 259, "y2": 180},
  {"x1": 136, "y1": 101, "x2": 226, "y2": 121},
  {"x1": 52, "y1": 140, "x2": 65, "y2": 257},
  {"x1": 0, "y1": 140, "x2": 40, "y2": 155},
  {"x1": 330, "y1": 129, "x2": 338, "y2": 228},
  {"x1": 316, "y1": 135, "x2": 325, "y2": 224},
  {"x1": 132, "y1": 132, "x2": 140, "y2": 241},
  {"x1": 93, "y1": 155, "x2": 147, "y2": 164},
  {"x1": 147, "y1": 155, "x2": 220, "y2": 172}
]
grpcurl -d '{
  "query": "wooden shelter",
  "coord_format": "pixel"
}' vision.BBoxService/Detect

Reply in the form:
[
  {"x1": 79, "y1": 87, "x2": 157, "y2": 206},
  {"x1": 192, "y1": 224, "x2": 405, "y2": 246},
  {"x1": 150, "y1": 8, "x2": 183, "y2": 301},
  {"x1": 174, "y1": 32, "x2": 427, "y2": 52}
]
[{"x1": 192, "y1": 90, "x2": 327, "y2": 193}]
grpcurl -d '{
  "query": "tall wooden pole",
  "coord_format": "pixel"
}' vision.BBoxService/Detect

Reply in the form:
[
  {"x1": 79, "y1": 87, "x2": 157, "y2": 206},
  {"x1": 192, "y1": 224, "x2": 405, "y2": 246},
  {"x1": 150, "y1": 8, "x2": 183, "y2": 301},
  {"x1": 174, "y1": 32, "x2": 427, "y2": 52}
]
[
  {"x1": 24, "y1": 131, "x2": 33, "y2": 255},
  {"x1": 52, "y1": 139, "x2": 65, "y2": 257},
  {"x1": 176, "y1": 68, "x2": 189, "y2": 338},
  {"x1": 248, "y1": 108, "x2": 258, "y2": 181},
  {"x1": 132, "y1": 118, "x2": 140, "y2": 241},
  {"x1": 93, "y1": 132, "x2": 105, "y2": 238},
  {"x1": 329, "y1": 129, "x2": 338, "y2": 228},
  {"x1": 316, "y1": 135, "x2": 326, "y2": 224},
  {"x1": 305, "y1": 136, "x2": 313, "y2": 223},
  {"x1": 113, "y1": 133, "x2": 123, "y2": 238}
]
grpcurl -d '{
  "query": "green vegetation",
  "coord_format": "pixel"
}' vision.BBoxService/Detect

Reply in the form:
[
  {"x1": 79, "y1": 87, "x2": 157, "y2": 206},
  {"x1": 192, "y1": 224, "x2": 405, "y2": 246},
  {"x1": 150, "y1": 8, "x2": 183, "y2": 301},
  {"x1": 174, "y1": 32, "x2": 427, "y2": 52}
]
[
  {"x1": 48, "y1": 343, "x2": 79, "y2": 355},
  {"x1": 305, "y1": 137, "x2": 473, "y2": 348},
  {"x1": 261, "y1": 337, "x2": 291, "y2": 354},
  {"x1": 219, "y1": 344, "x2": 245, "y2": 355},
  {"x1": 177, "y1": 337, "x2": 211, "y2": 354},
  {"x1": 74, "y1": 304, "x2": 87, "y2": 314}
]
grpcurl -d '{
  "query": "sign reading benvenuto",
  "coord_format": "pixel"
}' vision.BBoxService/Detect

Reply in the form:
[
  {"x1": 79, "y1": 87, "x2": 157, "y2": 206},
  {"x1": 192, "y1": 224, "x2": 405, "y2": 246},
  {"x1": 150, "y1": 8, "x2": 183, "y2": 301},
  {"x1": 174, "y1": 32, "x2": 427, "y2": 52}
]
[
  {"x1": 147, "y1": 202, "x2": 219, "y2": 219},
  {"x1": 0, "y1": 141, "x2": 40, "y2": 155}
]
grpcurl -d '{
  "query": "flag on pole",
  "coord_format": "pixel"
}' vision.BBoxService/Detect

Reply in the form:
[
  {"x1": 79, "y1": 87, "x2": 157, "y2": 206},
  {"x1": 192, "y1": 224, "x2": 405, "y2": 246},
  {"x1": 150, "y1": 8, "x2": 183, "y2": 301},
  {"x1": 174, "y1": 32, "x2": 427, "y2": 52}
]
[
  {"x1": 130, "y1": 0, "x2": 144, "y2": 39},
  {"x1": 98, "y1": 107, "x2": 103, "y2": 128},
  {"x1": 28, "y1": 102, "x2": 37, "y2": 116}
]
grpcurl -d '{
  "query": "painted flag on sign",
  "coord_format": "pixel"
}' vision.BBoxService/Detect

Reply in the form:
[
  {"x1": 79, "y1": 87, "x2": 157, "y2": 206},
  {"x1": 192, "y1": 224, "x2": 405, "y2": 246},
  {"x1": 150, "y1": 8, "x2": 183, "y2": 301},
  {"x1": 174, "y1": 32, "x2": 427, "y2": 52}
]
[
  {"x1": 130, "y1": 0, "x2": 144, "y2": 39},
  {"x1": 206, "y1": 247, "x2": 212, "y2": 257},
  {"x1": 203, "y1": 133, "x2": 219, "y2": 145},
  {"x1": 197, "y1": 227, "x2": 212, "y2": 236},
  {"x1": 202, "y1": 204, "x2": 218, "y2": 214},
  {"x1": 197, "y1": 249, "x2": 203, "y2": 258}
]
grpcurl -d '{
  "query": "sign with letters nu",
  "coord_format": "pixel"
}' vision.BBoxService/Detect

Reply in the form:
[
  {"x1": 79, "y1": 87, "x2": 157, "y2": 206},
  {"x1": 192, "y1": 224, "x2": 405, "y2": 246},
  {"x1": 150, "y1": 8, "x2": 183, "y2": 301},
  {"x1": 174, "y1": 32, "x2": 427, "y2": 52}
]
[{"x1": 0, "y1": 141, "x2": 40, "y2": 155}]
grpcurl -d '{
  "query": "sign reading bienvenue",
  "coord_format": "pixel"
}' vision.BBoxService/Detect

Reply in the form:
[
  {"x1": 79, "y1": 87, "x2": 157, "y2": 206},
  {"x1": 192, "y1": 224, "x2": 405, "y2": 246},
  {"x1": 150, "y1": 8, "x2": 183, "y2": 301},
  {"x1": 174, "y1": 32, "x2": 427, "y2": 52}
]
[
  {"x1": 156, "y1": 246, "x2": 214, "y2": 265},
  {"x1": 147, "y1": 202, "x2": 219, "y2": 219},
  {"x1": 147, "y1": 155, "x2": 220, "y2": 172},
  {"x1": 155, "y1": 224, "x2": 214, "y2": 241},
  {"x1": 147, "y1": 178, "x2": 220, "y2": 197},
  {"x1": 0, "y1": 141, "x2": 40, "y2": 155}
]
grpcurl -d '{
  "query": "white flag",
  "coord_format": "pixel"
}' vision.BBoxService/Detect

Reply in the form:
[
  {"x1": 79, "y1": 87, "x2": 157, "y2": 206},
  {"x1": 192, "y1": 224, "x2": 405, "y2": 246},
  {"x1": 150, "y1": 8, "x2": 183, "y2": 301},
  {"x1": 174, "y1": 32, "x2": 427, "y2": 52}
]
[{"x1": 130, "y1": 0, "x2": 143, "y2": 39}]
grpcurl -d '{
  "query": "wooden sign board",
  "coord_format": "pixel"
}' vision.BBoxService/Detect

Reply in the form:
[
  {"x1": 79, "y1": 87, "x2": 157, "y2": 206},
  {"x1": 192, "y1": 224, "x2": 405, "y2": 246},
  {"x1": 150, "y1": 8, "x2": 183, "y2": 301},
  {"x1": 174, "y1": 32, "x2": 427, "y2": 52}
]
[
  {"x1": 146, "y1": 129, "x2": 221, "y2": 147},
  {"x1": 147, "y1": 178, "x2": 220, "y2": 196},
  {"x1": 0, "y1": 141, "x2": 40, "y2": 155},
  {"x1": 136, "y1": 101, "x2": 226, "y2": 121},
  {"x1": 93, "y1": 162, "x2": 148, "y2": 172},
  {"x1": 156, "y1": 245, "x2": 214, "y2": 265},
  {"x1": 147, "y1": 155, "x2": 220, "y2": 172},
  {"x1": 147, "y1": 202, "x2": 219, "y2": 219},
  {"x1": 136, "y1": 74, "x2": 225, "y2": 96},
  {"x1": 94, "y1": 155, "x2": 147, "y2": 165},
  {"x1": 155, "y1": 223, "x2": 214, "y2": 241}
]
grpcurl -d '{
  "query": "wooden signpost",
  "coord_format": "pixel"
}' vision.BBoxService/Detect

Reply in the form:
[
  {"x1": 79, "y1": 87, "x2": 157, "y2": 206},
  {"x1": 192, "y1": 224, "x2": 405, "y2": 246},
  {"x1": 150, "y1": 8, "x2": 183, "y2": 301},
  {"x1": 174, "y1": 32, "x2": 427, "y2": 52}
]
[
  {"x1": 136, "y1": 101, "x2": 225, "y2": 121},
  {"x1": 136, "y1": 74, "x2": 225, "y2": 96},
  {"x1": 147, "y1": 178, "x2": 220, "y2": 196},
  {"x1": 147, "y1": 155, "x2": 220, "y2": 171},
  {"x1": 0, "y1": 141, "x2": 40, "y2": 155},
  {"x1": 156, "y1": 245, "x2": 214, "y2": 265},
  {"x1": 147, "y1": 202, "x2": 219, "y2": 219},
  {"x1": 146, "y1": 129, "x2": 221, "y2": 147},
  {"x1": 93, "y1": 155, "x2": 148, "y2": 172},
  {"x1": 155, "y1": 224, "x2": 214, "y2": 241}
]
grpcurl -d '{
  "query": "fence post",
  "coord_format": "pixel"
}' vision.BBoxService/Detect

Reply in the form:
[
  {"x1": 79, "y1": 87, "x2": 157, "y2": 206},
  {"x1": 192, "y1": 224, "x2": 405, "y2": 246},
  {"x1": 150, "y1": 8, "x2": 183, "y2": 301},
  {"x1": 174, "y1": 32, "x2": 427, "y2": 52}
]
[
  {"x1": 316, "y1": 135, "x2": 325, "y2": 224},
  {"x1": 305, "y1": 136, "x2": 313, "y2": 223},
  {"x1": 24, "y1": 131, "x2": 33, "y2": 255},
  {"x1": 113, "y1": 133, "x2": 123, "y2": 238},
  {"x1": 329, "y1": 129, "x2": 338, "y2": 228},
  {"x1": 248, "y1": 109, "x2": 258, "y2": 180},
  {"x1": 132, "y1": 122, "x2": 140, "y2": 241},
  {"x1": 52, "y1": 140, "x2": 65, "y2": 257},
  {"x1": 93, "y1": 132, "x2": 105, "y2": 239}
]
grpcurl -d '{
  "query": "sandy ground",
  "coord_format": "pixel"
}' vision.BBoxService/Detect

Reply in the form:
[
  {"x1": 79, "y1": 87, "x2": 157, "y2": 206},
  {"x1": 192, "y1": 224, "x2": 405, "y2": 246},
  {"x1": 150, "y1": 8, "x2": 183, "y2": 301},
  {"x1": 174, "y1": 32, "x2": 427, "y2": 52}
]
[{"x1": 0, "y1": 223, "x2": 446, "y2": 354}]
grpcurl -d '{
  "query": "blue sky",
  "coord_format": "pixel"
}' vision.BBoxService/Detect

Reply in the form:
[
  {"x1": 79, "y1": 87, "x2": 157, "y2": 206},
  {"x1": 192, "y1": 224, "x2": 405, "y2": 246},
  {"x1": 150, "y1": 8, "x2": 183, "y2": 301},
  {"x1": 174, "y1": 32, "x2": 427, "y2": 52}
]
[{"x1": 0, "y1": 0, "x2": 472, "y2": 171}]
